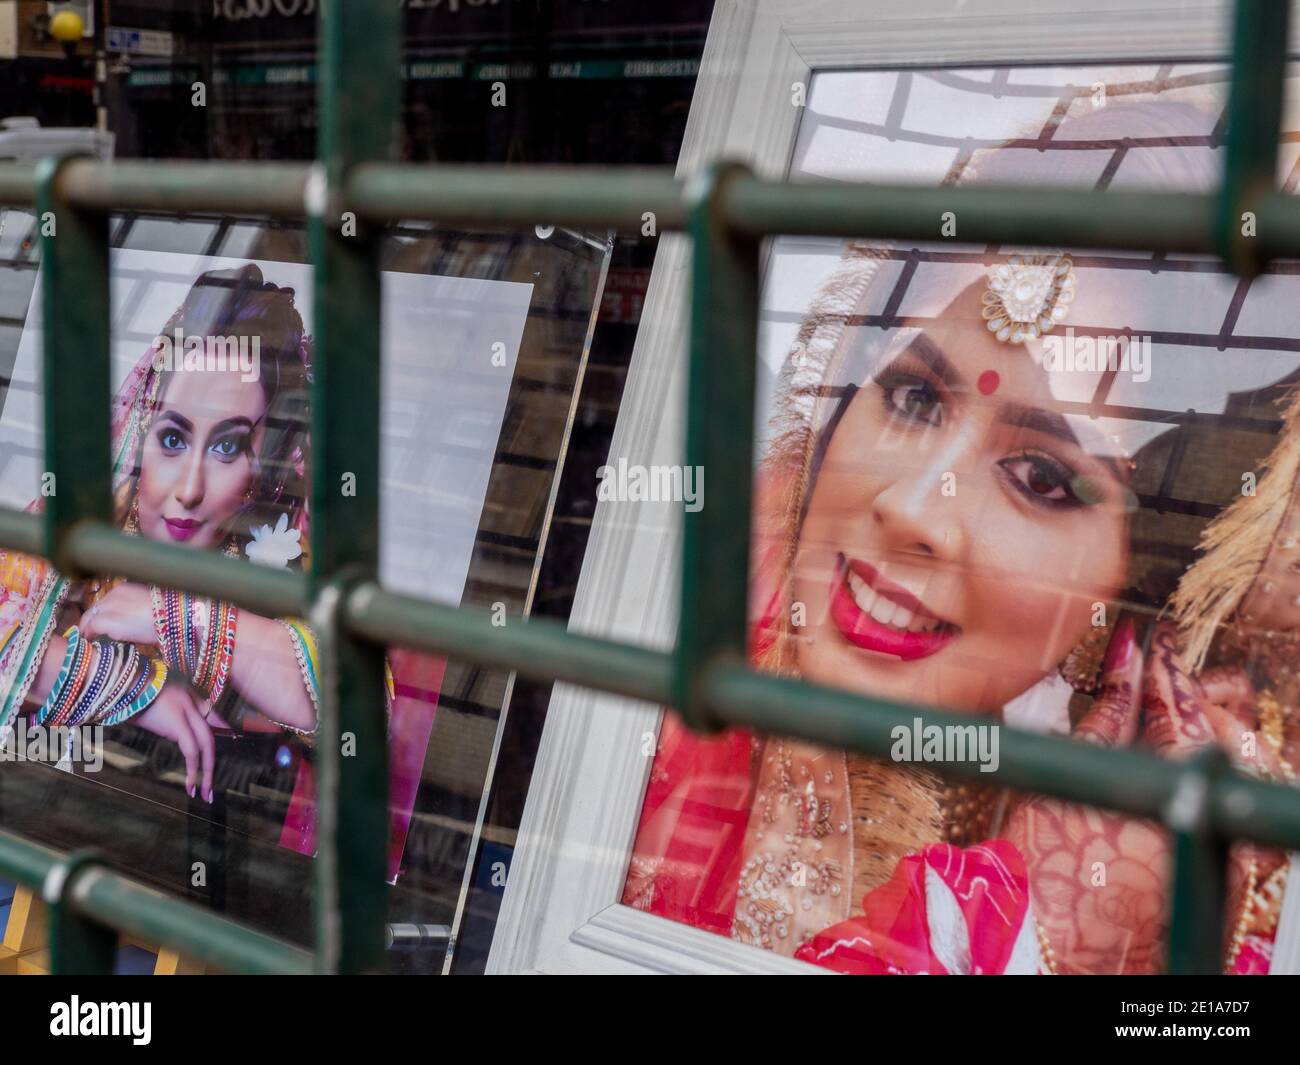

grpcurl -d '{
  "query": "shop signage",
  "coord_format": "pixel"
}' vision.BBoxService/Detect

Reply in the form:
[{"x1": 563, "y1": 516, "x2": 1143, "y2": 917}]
[
  {"x1": 105, "y1": 26, "x2": 176, "y2": 57},
  {"x1": 210, "y1": 0, "x2": 507, "y2": 18}
]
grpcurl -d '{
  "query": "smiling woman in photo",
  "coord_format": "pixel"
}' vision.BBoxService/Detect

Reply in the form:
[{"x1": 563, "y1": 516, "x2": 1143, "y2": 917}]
[
  {"x1": 621, "y1": 100, "x2": 1298, "y2": 974},
  {"x1": 0, "y1": 265, "x2": 334, "y2": 804}
]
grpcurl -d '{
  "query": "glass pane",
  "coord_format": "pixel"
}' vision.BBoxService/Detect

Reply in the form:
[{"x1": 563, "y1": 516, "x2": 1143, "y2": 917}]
[
  {"x1": 0, "y1": 0, "x2": 708, "y2": 974},
  {"x1": 0, "y1": 217, "x2": 609, "y2": 973},
  {"x1": 624, "y1": 61, "x2": 1300, "y2": 975}
]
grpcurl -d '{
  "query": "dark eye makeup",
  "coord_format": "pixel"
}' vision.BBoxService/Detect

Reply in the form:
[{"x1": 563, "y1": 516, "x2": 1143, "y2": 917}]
[
  {"x1": 155, "y1": 425, "x2": 249, "y2": 463},
  {"x1": 870, "y1": 354, "x2": 1102, "y2": 511},
  {"x1": 875, "y1": 367, "x2": 944, "y2": 428},
  {"x1": 997, "y1": 450, "x2": 1096, "y2": 510},
  {"x1": 157, "y1": 427, "x2": 186, "y2": 453},
  {"x1": 208, "y1": 432, "x2": 250, "y2": 462}
]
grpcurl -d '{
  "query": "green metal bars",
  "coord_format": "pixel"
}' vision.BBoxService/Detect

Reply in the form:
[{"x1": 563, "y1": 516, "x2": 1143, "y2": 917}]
[
  {"x1": 677, "y1": 162, "x2": 759, "y2": 732},
  {"x1": 306, "y1": 0, "x2": 399, "y2": 978},
  {"x1": 35, "y1": 155, "x2": 112, "y2": 576},
  {"x1": 0, "y1": 0, "x2": 1296, "y2": 974}
]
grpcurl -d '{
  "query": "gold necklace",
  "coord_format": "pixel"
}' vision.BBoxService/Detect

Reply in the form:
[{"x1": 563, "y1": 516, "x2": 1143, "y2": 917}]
[
  {"x1": 1258, "y1": 690, "x2": 1298, "y2": 783},
  {"x1": 1033, "y1": 916, "x2": 1059, "y2": 975},
  {"x1": 1223, "y1": 852, "x2": 1259, "y2": 973}
]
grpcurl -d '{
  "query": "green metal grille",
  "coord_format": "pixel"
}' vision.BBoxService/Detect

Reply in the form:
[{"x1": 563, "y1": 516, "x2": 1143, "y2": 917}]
[{"x1": 0, "y1": 0, "x2": 1296, "y2": 975}]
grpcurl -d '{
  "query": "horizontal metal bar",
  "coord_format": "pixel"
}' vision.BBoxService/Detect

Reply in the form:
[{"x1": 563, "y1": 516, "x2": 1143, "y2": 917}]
[
  {"x1": 704, "y1": 663, "x2": 1300, "y2": 850},
  {"x1": 0, "y1": 825, "x2": 61, "y2": 886},
  {"x1": 0, "y1": 830, "x2": 311, "y2": 975},
  {"x1": 1254, "y1": 192, "x2": 1300, "y2": 260},
  {"x1": 724, "y1": 178, "x2": 1220, "y2": 251},
  {"x1": 336, "y1": 587, "x2": 1300, "y2": 850},
  {"x1": 1211, "y1": 766, "x2": 1300, "y2": 851},
  {"x1": 0, "y1": 162, "x2": 37, "y2": 207},
  {"x1": 5, "y1": 508, "x2": 1298, "y2": 849},
  {"x1": 0, "y1": 160, "x2": 685, "y2": 231},
  {"x1": 0, "y1": 508, "x2": 43, "y2": 557},
  {"x1": 72, "y1": 867, "x2": 313, "y2": 975},
  {"x1": 348, "y1": 162, "x2": 687, "y2": 231},
  {"x1": 1, "y1": 158, "x2": 309, "y2": 217},
  {"x1": 63, "y1": 521, "x2": 310, "y2": 618},
  {"x1": 8, "y1": 160, "x2": 1299, "y2": 265},
  {"x1": 0, "y1": 514, "x2": 671, "y2": 700},
  {"x1": 345, "y1": 580, "x2": 676, "y2": 706}
]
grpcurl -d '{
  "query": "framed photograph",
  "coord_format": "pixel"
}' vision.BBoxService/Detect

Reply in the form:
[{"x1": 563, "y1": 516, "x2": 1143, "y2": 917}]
[
  {"x1": 0, "y1": 214, "x2": 611, "y2": 973},
  {"x1": 1, "y1": 246, "x2": 533, "y2": 876},
  {"x1": 490, "y1": 0, "x2": 1300, "y2": 974}
]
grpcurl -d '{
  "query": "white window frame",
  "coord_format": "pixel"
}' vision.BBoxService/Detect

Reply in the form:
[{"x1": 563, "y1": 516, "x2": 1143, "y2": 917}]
[{"x1": 487, "y1": 0, "x2": 1300, "y2": 976}]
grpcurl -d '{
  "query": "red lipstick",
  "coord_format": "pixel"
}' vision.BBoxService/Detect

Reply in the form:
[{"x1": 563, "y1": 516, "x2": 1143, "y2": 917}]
[
  {"x1": 828, "y1": 555, "x2": 958, "y2": 661},
  {"x1": 163, "y1": 517, "x2": 203, "y2": 543}
]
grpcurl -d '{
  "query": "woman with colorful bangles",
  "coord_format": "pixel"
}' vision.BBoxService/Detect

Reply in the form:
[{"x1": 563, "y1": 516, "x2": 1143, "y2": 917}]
[{"x1": 0, "y1": 265, "x2": 348, "y2": 804}]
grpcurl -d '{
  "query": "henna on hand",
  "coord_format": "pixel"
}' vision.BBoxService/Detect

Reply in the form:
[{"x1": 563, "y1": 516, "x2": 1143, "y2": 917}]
[
  {"x1": 1142, "y1": 623, "x2": 1214, "y2": 754},
  {"x1": 1074, "y1": 615, "x2": 1141, "y2": 747},
  {"x1": 1006, "y1": 796, "x2": 1169, "y2": 975},
  {"x1": 1007, "y1": 616, "x2": 1169, "y2": 974},
  {"x1": 1013, "y1": 622, "x2": 1287, "y2": 974}
]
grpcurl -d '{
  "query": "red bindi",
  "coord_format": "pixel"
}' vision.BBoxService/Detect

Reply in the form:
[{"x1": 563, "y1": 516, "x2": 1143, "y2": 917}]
[{"x1": 977, "y1": 369, "x2": 1000, "y2": 395}]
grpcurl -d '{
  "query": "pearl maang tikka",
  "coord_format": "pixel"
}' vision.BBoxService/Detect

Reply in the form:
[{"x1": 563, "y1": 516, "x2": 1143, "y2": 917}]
[{"x1": 982, "y1": 252, "x2": 1076, "y2": 344}]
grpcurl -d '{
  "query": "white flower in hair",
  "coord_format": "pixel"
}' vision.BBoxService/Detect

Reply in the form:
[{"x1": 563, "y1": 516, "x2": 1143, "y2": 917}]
[{"x1": 246, "y1": 512, "x2": 302, "y2": 568}]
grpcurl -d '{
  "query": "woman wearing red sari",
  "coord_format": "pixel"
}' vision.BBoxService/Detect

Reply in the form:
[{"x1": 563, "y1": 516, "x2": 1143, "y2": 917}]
[{"x1": 623, "y1": 101, "x2": 1294, "y2": 974}]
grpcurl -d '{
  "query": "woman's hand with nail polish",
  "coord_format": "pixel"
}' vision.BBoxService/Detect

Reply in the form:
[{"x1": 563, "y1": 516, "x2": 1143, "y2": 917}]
[{"x1": 132, "y1": 679, "x2": 216, "y2": 804}]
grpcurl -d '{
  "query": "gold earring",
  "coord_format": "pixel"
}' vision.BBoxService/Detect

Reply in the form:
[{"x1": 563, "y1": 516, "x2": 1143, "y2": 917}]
[{"x1": 124, "y1": 494, "x2": 140, "y2": 536}]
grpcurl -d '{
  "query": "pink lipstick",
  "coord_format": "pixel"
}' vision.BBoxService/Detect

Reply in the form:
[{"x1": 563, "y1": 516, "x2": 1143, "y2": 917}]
[{"x1": 163, "y1": 517, "x2": 203, "y2": 543}]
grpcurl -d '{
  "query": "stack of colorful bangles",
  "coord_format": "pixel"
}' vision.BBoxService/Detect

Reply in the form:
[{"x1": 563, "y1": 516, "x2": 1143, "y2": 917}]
[
  {"x1": 35, "y1": 627, "x2": 169, "y2": 727},
  {"x1": 150, "y1": 586, "x2": 238, "y2": 705}
]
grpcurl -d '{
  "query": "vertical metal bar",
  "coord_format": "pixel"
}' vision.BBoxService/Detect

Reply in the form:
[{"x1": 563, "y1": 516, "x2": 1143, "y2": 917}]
[
  {"x1": 676, "y1": 162, "x2": 760, "y2": 731},
  {"x1": 1218, "y1": 0, "x2": 1290, "y2": 275},
  {"x1": 45, "y1": 852, "x2": 116, "y2": 975},
  {"x1": 35, "y1": 156, "x2": 112, "y2": 574},
  {"x1": 1165, "y1": 751, "x2": 1230, "y2": 974},
  {"x1": 307, "y1": 0, "x2": 400, "y2": 973}
]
